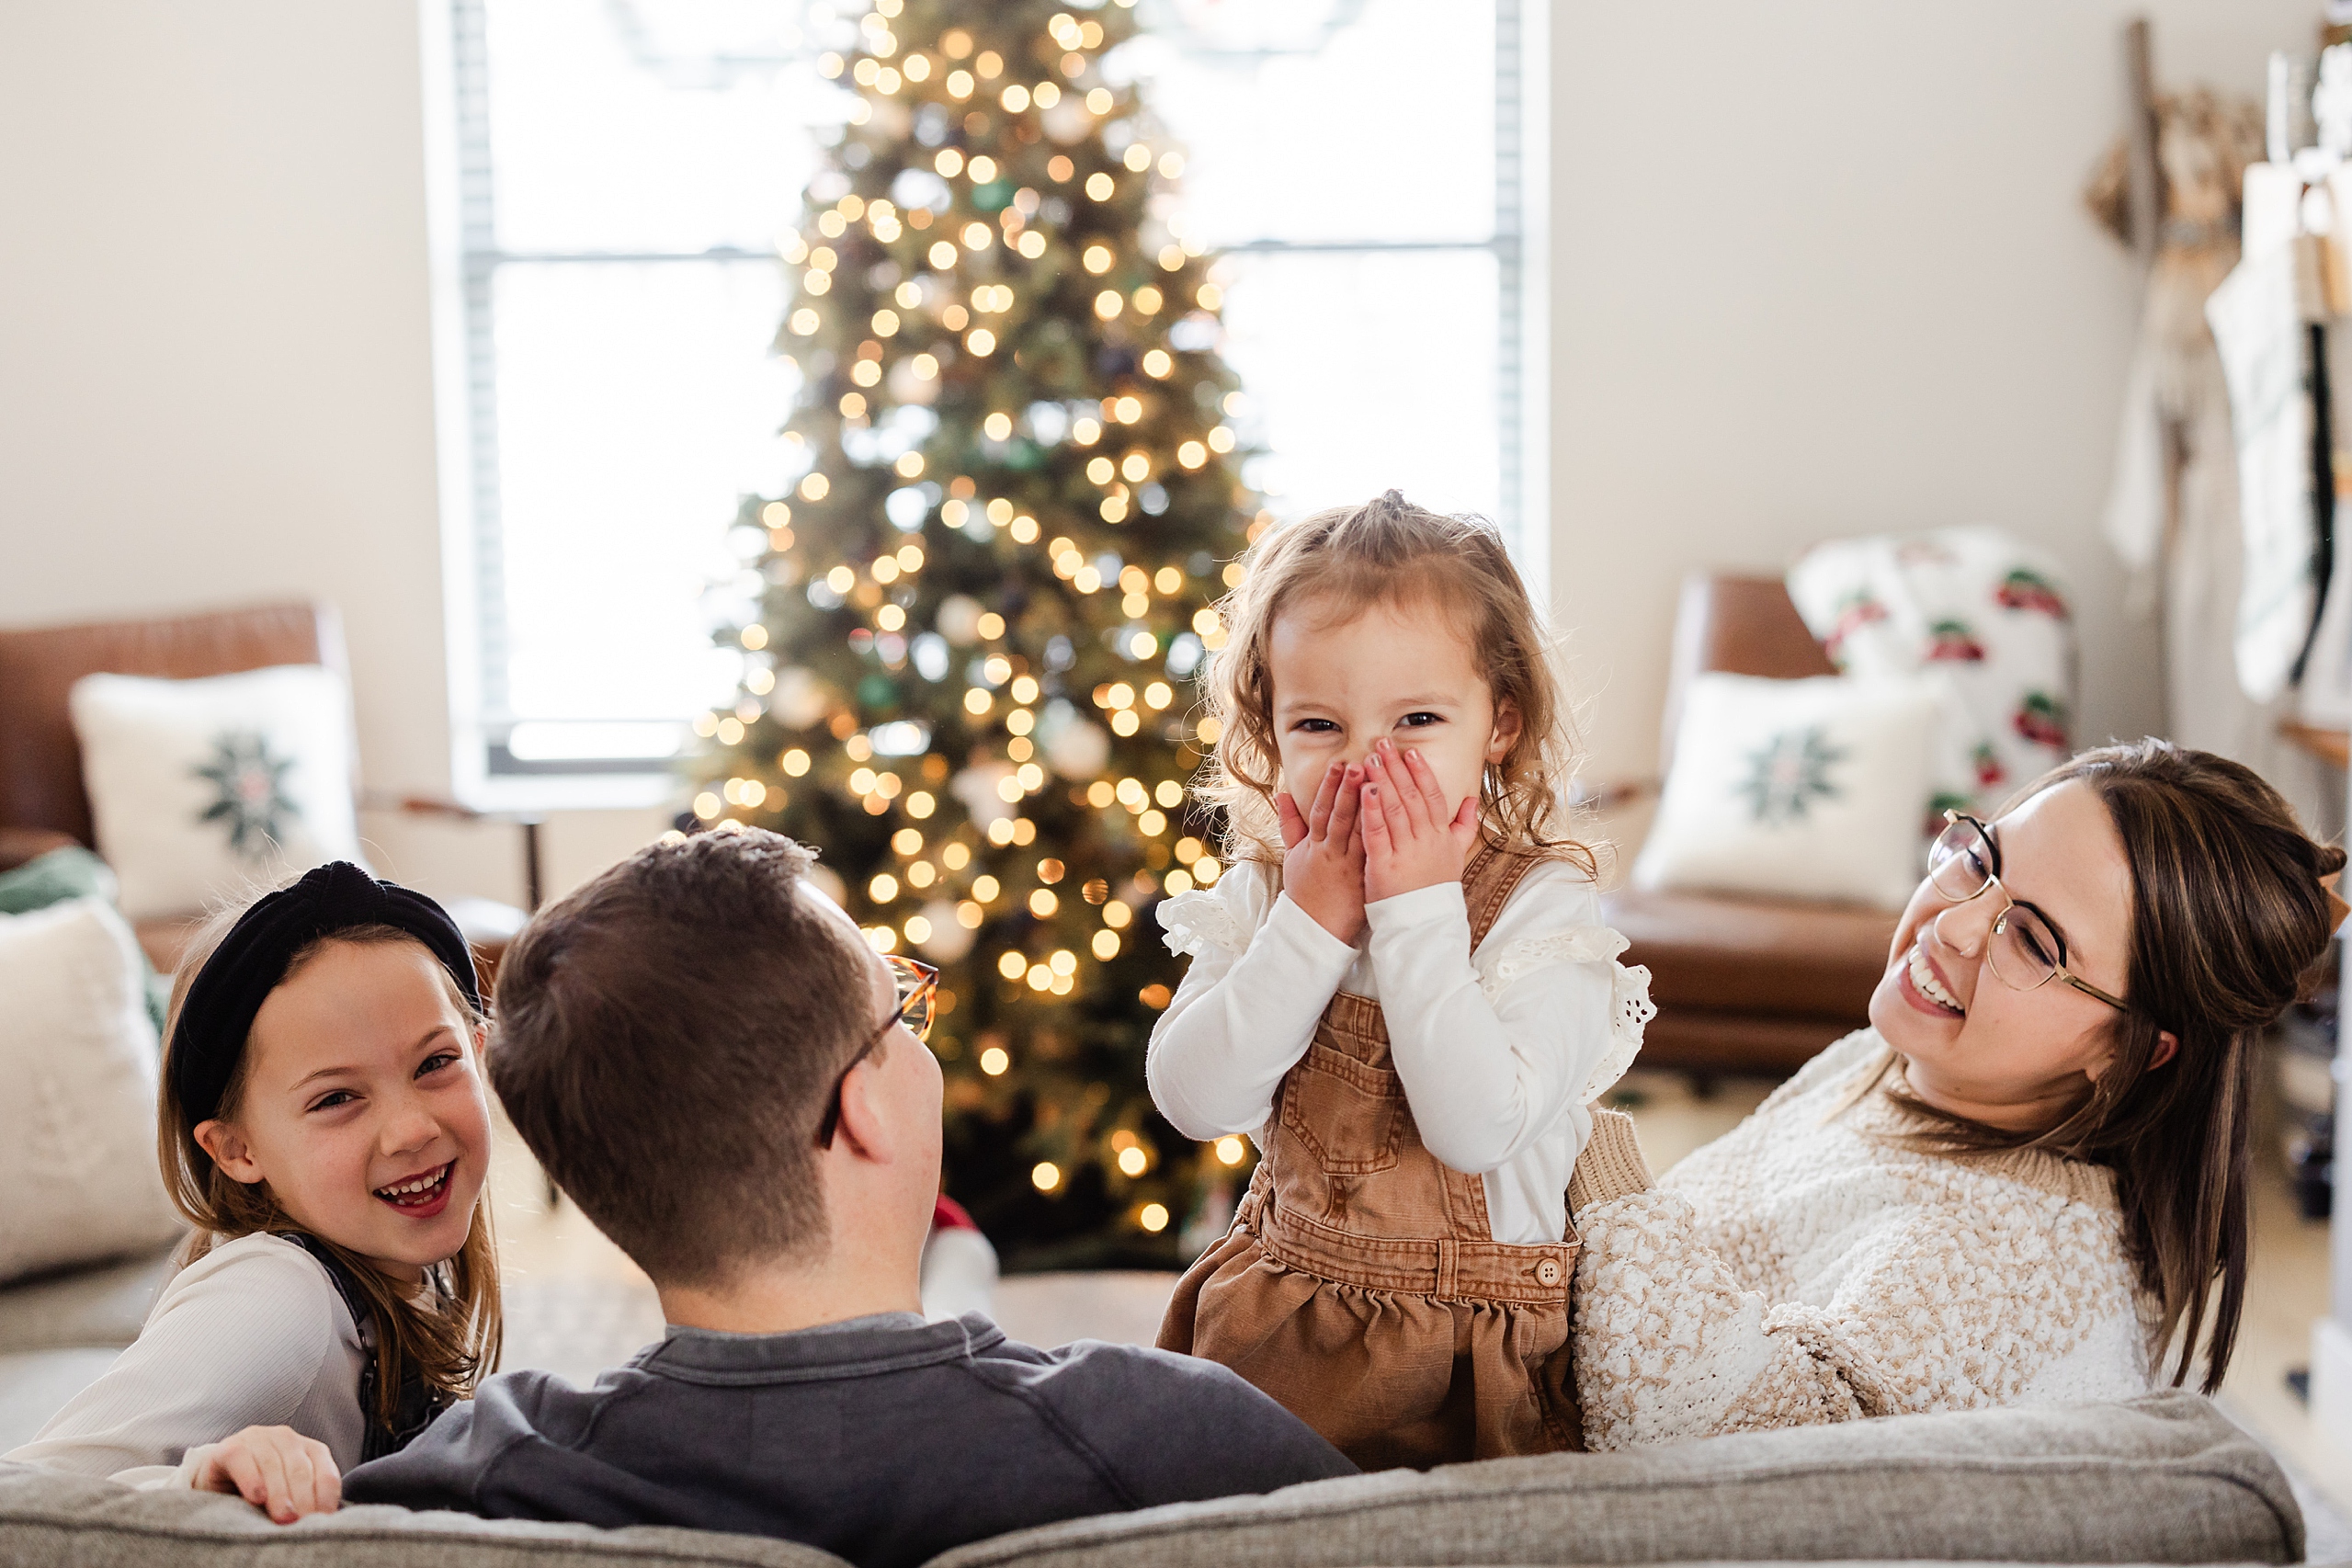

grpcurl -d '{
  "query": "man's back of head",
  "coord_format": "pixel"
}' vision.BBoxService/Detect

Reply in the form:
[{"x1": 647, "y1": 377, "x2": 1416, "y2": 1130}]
[{"x1": 488, "y1": 827, "x2": 877, "y2": 1288}]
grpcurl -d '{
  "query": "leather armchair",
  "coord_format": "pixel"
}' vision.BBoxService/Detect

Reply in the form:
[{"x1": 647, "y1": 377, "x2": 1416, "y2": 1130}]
[
  {"x1": 0, "y1": 602, "x2": 528, "y2": 990},
  {"x1": 1601, "y1": 575, "x2": 1902, "y2": 1077}
]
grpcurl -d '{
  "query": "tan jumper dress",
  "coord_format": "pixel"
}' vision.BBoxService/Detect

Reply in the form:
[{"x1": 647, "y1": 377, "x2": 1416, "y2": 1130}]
[{"x1": 1156, "y1": 845, "x2": 1596, "y2": 1471}]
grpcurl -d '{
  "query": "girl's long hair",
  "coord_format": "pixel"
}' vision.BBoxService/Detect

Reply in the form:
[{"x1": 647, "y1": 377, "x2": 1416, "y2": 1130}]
[
  {"x1": 1197, "y1": 490, "x2": 1596, "y2": 876},
  {"x1": 1872, "y1": 740, "x2": 2342, "y2": 1393},
  {"x1": 157, "y1": 903, "x2": 502, "y2": 1427}
]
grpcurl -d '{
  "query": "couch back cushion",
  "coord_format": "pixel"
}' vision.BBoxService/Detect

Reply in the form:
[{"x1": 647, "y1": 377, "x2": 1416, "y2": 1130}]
[
  {"x1": 0, "y1": 1466, "x2": 848, "y2": 1568},
  {"x1": 927, "y1": 1392, "x2": 2301, "y2": 1568}
]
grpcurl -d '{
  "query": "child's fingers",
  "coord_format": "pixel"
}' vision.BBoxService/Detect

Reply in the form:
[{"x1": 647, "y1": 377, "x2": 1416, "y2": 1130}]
[
  {"x1": 1360, "y1": 782, "x2": 1391, "y2": 852},
  {"x1": 280, "y1": 1447, "x2": 316, "y2": 1518},
  {"x1": 199, "y1": 1446, "x2": 252, "y2": 1500},
  {"x1": 1277, "y1": 791, "x2": 1307, "y2": 849},
  {"x1": 1369, "y1": 767, "x2": 1412, "y2": 846},
  {"x1": 285, "y1": 1443, "x2": 337, "y2": 1518},
  {"x1": 1386, "y1": 766, "x2": 1417, "y2": 843},
  {"x1": 1306, "y1": 759, "x2": 1344, "y2": 841},
  {"x1": 232, "y1": 1456, "x2": 272, "y2": 1515},
  {"x1": 213, "y1": 1446, "x2": 266, "y2": 1508},
  {"x1": 1382, "y1": 744, "x2": 1434, "y2": 837},
  {"x1": 1327, "y1": 765, "x2": 1363, "y2": 843},
  {"x1": 1362, "y1": 748, "x2": 1398, "y2": 836},
  {"x1": 251, "y1": 1445, "x2": 297, "y2": 1523},
  {"x1": 1404, "y1": 746, "x2": 1451, "y2": 820},
  {"x1": 1449, "y1": 795, "x2": 1480, "y2": 846}
]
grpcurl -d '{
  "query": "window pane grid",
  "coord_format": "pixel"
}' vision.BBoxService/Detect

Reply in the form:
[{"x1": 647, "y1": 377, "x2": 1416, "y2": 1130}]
[{"x1": 449, "y1": 0, "x2": 1524, "y2": 779}]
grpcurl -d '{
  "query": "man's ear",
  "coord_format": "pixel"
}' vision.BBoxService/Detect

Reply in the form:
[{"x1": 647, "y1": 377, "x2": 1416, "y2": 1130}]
[
  {"x1": 1486, "y1": 697, "x2": 1523, "y2": 764},
  {"x1": 829, "y1": 1043, "x2": 897, "y2": 1165},
  {"x1": 194, "y1": 1119, "x2": 266, "y2": 1185}
]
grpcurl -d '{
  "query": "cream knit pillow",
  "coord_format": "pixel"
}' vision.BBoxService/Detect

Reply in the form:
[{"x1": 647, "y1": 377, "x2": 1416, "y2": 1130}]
[{"x1": 0, "y1": 899, "x2": 181, "y2": 1282}]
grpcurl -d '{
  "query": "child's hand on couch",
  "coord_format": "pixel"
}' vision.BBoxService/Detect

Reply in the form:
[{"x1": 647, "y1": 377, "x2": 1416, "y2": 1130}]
[{"x1": 187, "y1": 1425, "x2": 341, "y2": 1522}]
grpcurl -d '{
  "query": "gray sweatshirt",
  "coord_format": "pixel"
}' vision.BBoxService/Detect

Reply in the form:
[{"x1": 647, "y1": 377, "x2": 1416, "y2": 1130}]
[{"x1": 344, "y1": 1311, "x2": 1356, "y2": 1567}]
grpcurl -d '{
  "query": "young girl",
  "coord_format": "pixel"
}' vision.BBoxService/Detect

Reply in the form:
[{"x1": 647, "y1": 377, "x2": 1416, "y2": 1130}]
[
  {"x1": 6, "y1": 861, "x2": 502, "y2": 1521},
  {"x1": 1150, "y1": 492, "x2": 1654, "y2": 1470}
]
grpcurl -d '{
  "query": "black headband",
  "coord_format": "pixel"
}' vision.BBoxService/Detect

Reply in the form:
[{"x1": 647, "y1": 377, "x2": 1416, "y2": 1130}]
[{"x1": 170, "y1": 861, "x2": 482, "y2": 1126}]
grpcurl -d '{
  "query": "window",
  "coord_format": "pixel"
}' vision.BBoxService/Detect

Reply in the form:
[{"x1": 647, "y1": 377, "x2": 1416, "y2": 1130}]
[{"x1": 426, "y1": 0, "x2": 1542, "y2": 801}]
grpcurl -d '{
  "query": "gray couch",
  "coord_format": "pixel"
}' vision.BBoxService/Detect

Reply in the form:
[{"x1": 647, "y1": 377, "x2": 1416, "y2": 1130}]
[
  {"x1": 0, "y1": 1248, "x2": 2316, "y2": 1567},
  {"x1": 0, "y1": 1391, "x2": 2311, "y2": 1567},
  {"x1": 0, "y1": 1245, "x2": 174, "y2": 1457}
]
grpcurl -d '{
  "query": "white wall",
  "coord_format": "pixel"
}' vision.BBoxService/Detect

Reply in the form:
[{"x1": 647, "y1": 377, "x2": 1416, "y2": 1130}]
[
  {"x1": 0, "y1": 1, "x2": 2327, "y2": 908},
  {"x1": 0, "y1": 0, "x2": 665, "y2": 909},
  {"x1": 1551, "y1": 0, "x2": 2317, "y2": 792}
]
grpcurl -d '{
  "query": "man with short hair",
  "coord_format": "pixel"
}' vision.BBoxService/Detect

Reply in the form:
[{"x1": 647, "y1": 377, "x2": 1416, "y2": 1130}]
[{"x1": 345, "y1": 828, "x2": 1353, "y2": 1567}]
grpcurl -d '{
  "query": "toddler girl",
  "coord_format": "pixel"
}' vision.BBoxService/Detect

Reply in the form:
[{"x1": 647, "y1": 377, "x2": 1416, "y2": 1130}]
[
  {"x1": 7, "y1": 862, "x2": 502, "y2": 1519},
  {"x1": 1151, "y1": 492, "x2": 1653, "y2": 1469}
]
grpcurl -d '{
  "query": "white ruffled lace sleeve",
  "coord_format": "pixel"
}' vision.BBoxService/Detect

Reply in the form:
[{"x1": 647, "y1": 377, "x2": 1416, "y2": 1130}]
[
  {"x1": 1157, "y1": 887, "x2": 1248, "y2": 960},
  {"x1": 1474, "y1": 925, "x2": 1656, "y2": 1102}
]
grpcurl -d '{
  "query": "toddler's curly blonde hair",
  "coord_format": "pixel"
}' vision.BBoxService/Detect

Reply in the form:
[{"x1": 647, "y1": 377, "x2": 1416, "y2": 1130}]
[{"x1": 1195, "y1": 490, "x2": 1593, "y2": 875}]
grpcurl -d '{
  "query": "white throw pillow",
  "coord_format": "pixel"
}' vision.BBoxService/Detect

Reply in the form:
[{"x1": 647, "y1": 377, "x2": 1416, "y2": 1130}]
[
  {"x1": 1633, "y1": 673, "x2": 1940, "y2": 910},
  {"x1": 69, "y1": 666, "x2": 363, "y2": 921},
  {"x1": 0, "y1": 899, "x2": 181, "y2": 1282}
]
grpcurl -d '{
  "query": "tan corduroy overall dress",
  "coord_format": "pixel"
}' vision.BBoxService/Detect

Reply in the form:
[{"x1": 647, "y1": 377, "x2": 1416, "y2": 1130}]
[{"x1": 1157, "y1": 844, "x2": 1598, "y2": 1471}]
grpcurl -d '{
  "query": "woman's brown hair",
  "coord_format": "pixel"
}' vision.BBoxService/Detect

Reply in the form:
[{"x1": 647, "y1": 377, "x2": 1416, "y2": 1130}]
[
  {"x1": 1197, "y1": 490, "x2": 1595, "y2": 874},
  {"x1": 157, "y1": 900, "x2": 503, "y2": 1426},
  {"x1": 1880, "y1": 739, "x2": 2343, "y2": 1393}
]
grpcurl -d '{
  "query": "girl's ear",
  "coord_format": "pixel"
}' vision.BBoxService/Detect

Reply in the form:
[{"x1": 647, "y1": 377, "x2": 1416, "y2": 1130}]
[
  {"x1": 194, "y1": 1119, "x2": 267, "y2": 1186},
  {"x1": 1485, "y1": 697, "x2": 1523, "y2": 764}
]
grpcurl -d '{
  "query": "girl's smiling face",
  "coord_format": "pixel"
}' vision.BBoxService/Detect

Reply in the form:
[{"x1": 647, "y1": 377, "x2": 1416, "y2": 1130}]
[
  {"x1": 196, "y1": 939, "x2": 491, "y2": 1283},
  {"x1": 1266, "y1": 590, "x2": 1519, "y2": 821}
]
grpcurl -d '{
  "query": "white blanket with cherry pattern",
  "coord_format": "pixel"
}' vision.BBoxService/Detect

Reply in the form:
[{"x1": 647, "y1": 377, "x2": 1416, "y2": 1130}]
[{"x1": 1786, "y1": 527, "x2": 2076, "y2": 828}]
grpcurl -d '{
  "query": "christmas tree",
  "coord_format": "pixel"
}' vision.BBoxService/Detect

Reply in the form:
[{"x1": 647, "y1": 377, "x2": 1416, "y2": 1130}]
[{"x1": 687, "y1": 0, "x2": 1264, "y2": 1267}]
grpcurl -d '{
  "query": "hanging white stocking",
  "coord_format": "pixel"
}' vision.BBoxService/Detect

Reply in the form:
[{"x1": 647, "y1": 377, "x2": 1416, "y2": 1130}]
[{"x1": 2207, "y1": 244, "x2": 2324, "y2": 702}]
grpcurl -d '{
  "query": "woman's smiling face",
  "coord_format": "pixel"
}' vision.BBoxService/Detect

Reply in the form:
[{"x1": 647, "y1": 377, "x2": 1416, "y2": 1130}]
[
  {"x1": 1869, "y1": 779, "x2": 2143, "y2": 1131},
  {"x1": 196, "y1": 938, "x2": 491, "y2": 1283}
]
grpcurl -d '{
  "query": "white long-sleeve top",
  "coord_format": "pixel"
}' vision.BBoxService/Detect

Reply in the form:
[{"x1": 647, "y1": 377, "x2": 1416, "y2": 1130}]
[
  {"x1": 1148, "y1": 858, "x2": 1653, "y2": 1244},
  {"x1": 6, "y1": 1233, "x2": 368, "y2": 1487}
]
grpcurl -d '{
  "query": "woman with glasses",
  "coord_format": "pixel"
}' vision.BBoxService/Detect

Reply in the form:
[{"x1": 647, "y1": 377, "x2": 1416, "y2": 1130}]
[{"x1": 1567, "y1": 740, "x2": 2346, "y2": 1450}]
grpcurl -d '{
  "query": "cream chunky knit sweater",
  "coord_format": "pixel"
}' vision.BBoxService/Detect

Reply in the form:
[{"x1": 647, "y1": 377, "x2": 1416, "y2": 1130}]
[{"x1": 1572, "y1": 1029, "x2": 2155, "y2": 1450}]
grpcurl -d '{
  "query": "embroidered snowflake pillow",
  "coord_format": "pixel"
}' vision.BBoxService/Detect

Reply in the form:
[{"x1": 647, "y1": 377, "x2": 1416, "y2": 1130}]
[
  {"x1": 68, "y1": 666, "x2": 363, "y2": 921},
  {"x1": 1632, "y1": 673, "x2": 1940, "y2": 910}
]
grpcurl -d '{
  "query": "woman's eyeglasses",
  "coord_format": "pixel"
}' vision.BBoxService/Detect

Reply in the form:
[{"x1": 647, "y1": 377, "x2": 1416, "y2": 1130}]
[
  {"x1": 815, "y1": 955, "x2": 939, "y2": 1148},
  {"x1": 1926, "y1": 811, "x2": 2129, "y2": 1013}
]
